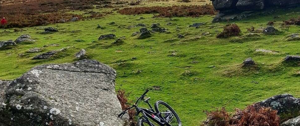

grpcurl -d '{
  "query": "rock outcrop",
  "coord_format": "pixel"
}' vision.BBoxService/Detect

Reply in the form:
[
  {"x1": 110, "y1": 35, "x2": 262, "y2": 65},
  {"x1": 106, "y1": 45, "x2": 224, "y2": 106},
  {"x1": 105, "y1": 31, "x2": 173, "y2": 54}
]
[
  {"x1": 256, "y1": 94, "x2": 300, "y2": 121},
  {"x1": 15, "y1": 34, "x2": 35, "y2": 44},
  {"x1": 211, "y1": 0, "x2": 300, "y2": 22},
  {"x1": 0, "y1": 60, "x2": 124, "y2": 126}
]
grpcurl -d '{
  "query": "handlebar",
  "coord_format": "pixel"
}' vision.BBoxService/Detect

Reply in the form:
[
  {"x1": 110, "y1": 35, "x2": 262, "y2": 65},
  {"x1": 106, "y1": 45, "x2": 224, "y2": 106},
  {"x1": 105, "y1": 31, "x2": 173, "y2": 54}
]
[{"x1": 118, "y1": 89, "x2": 151, "y2": 118}]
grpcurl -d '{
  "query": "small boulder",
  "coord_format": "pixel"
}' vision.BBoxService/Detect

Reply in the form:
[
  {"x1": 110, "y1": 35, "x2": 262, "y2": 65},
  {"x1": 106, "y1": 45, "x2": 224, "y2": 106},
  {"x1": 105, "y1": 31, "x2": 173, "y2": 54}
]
[
  {"x1": 70, "y1": 16, "x2": 79, "y2": 22},
  {"x1": 15, "y1": 34, "x2": 35, "y2": 44},
  {"x1": 0, "y1": 40, "x2": 16, "y2": 49},
  {"x1": 98, "y1": 34, "x2": 116, "y2": 40},
  {"x1": 42, "y1": 27, "x2": 58, "y2": 34},
  {"x1": 32, "y1": 51, "x2": 58, "y2": 60},
  {"x1": 26, "y1": 47, "x2": 43, "y2": 53},
  {"x1": 138, "y1": 28, "x2": 151, "y2": 39},
  {"x1": 284, "y1": 55, "x2": 300, "y2": 63},
  {"x1": 151, "y1": 24, "x2": 166, "y2": 33},
  {"x1": 178, "y1": 34, "x2": 184, "y2": 38},
  {"x1": 75, "y1": 49, "x2": 86, "y2": 59},
  {"x1": 112, "y1": 39, "x2": 125, "y2": 46},
  {"x1": 256, "y1": 94, "x2": 300, "y2": 121},
  {"x1": 263, "y1": 26, "x2": 279, "y2": 35},
  {"x1": 281, "y1": 116, "x2": 300, "y2": 126},
  {"x1": 242, "y1": 58, "x2": 255, "y2": 67},
  {"x1": 286, "y1": 33, "x2": 300, "y2": 41}
]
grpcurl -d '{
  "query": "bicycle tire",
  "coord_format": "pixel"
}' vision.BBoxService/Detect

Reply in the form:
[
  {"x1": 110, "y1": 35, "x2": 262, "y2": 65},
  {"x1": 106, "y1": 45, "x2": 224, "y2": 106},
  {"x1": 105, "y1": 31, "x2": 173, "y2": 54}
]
[
  {"x1": 138, "y1": 118, "x2": 151, "y2": 126},
  {"x1": 155, "y1": 101, "x2": 182, "y2": 126}
]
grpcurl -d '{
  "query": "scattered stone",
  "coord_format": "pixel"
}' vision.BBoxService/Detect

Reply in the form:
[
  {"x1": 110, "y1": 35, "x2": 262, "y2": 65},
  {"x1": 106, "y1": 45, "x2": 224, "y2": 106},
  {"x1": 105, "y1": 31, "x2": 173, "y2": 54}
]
[
  {"x1": 167, "y1": 22, "x2": 172, "y2": 25},
  {"x1": 26, "y1": 48, "x2": 43, "y2": 53},
  {"x1": 0, "y1": 40, "x2": 16, "y2": 49},
  {"x1": 42, "y1": 27, "x2": 58, "y2": 34},
  {"x1": 136, "y1": 23, "x2": 146, "y2": 27},
  {"x1": 286, "y1": 33, "x2": 300, "y2": 41},
  {"x1": 202, "y1": 32, "x2": 211, "y2": 36},
  {"x1": 283, "y1": 55, "x2": 300, "y2": 63},
  {"x1": 70, "y1": 16, "x2": 79, "y2": 22},
  {"x1": 75, "y1": 49, "x2": 86, "y2": 59},
  {"x1": 138, "y1": 28, "x2": 151, "y2": 39},
  {"x1": 109, "y1": 22, "x2": 115, "y2": 25},
  {"x1": 151, "y1": 23, "x2": 166, "y2": 33},
  {"x1": 281, "y1": 116, "x2": 300, "y2": 126},
  {"x1": 98, "y1": 34, "x2": 116, "y2": 40},
  {"x1": 263, "y1": 26, "x2": 279, "y2": 35},
  {"x1": 111, "y1": 39, "x2": 125, "y2": 46},
  {"x1": 32, "y1": 51, "x2": 58, "y2": 60},
  {"x1": 178, "y1": 34, "x2": 184, "y2": 38},
  {"x1": 96, "y1": 24, "x2": 103, "y2": 29},
  {"x1": 189, "y1": 23, "x2": 205, "y2": 28},
  {"x1": 242, "y1": 57, "x2": 255, "y2": 67},
  {"x1": 15, "y1": 34, "x2": 35, "y2": 44},
  {"x1": 0, "y1": 60, "x2": 124, "y2": 125},
  {"x1": 256, "y1": 94, "x2": 300, "y2": 121},
  {"x1": 132, "y1": 32, "x2": 139, "y2": 37},
  {"x1": 57, "y1": 19, "x2": 66, "y2": 23},
  {"x1": 43, "y1": 44, "x2": 59, "y2": 47},
  {"x1": 245, "y1": 33, "x2": 261, "y2": 37},
  {"x1": 75, "y1": 39, "x2": 85, "y2": 42},
  {"x1": 255, "y1": 49, "x2": 278, "y2": 54}
]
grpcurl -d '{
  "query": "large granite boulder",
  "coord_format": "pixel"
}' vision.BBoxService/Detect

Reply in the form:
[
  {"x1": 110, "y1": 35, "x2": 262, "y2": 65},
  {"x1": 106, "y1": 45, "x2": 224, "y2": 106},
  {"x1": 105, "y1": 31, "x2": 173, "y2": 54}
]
[
  {"x1": 0, "y1": 60, "x2": 124, "y2": 126},
  {"x1": 211, "y1": 0, "x2": 238, "y2": 10},
  {"x1": 236, "y1": 0, "x2": 265, "y2": 10},
  {"x1": 211, "y1": 0, "x2": 300, "y2": 22},
  {"x1": 267, "y1": 0, "x2": 300, "y2": 7},
  {"x1": 256, "y1": 94, "x2": 300, "y2": 121}
]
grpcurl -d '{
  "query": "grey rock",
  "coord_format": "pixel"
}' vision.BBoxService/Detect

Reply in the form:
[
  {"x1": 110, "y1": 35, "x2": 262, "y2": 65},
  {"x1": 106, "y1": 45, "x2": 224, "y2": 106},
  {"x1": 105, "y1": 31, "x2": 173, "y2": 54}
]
[
  {"x1": 0, "y1": 80, "x2": 10, "y2": 109},
  {"x1": 0, "y1": 40, "x2": 16, "y2": 49},
  {"x1": 0, "y1": 60, "x2": 124, "y2": 126},
  {"x1": 284, "y1": 55, "x2": 300, "y2": 63},
  {"x1": 75, "y1": 49, "x2": 86, "y2": 59},
  {"x1": 58, "y1": 19, "x2": 66, "y2": 23},
  {"x1": 138, "y1": 28, "x2": 151, "y2": 39},
  {"x1": 151, "y1": 24, "x2": 166, "y2": 33},
  {"x1": 189, "y1": 23, "x2": 205, "y2": 28},
  {"x1": 70, "y1": 17, "x2": 79, "y2": 22},
  {"x1": 112, "y1": 39, "x2": 124, "y2": 46},
  {"x1": 26, "y1": 47, "x2": 43, "y2": 53},
  {"x1": 281, "y1": 116, "x2": 300, "y2": 126},
  {"x1": 132, "y1": 32, "x2": 139, "y2": 37},
  {"x1": 236, "y1": 0, "x2": 265, "y2": 10},
  {"x1": 178, "y1": 34, "x2": 184, "y2": 38},
  {"x1": 32, "y1": 51, "x2": 58, "y2": 60},
  {"x1": 256, "y1": 94, "x2": 300, "y2": 119},
  {"x1": 263, "y1": 26, "x2": 279, "y2": 35},
  {"x1": 98, "y1": 34, "x2": 116, "y2": 40},
  {"x1": 242, "y1": 57, "x2": 255, "y2": 67},
  {"x1": 267, "y1": 0, "x2": 300, "y2": 7},
  {"x1": 43, "y1": 27, "x2": 58, "y2": 34},
  {"x1": 211, "y1": 0, "x2": 238, "y2": 10},
  {"x1": 15, "y1": 34, "x2": 35, "y2": 44},
  {"x1": 136, "y1": 23, "x2": 146, "y2": 27},
  {"x1": 286, "y1": 34, "x2": 300, "y2": 41}
]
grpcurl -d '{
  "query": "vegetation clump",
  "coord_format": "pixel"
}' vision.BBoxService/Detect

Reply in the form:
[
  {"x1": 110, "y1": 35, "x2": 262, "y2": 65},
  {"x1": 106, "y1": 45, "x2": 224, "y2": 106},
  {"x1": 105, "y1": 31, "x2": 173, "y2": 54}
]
[
  {"x1": 202, "y1": 105, "x2": 280, "y2": 126},
  {"x1": 217, "y1": 24, "x2": 241, "y2": 38}
]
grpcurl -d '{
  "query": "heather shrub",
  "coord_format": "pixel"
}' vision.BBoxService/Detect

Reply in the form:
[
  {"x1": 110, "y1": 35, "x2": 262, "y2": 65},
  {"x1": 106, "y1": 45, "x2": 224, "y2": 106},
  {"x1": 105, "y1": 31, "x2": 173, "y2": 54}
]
[
  {"x1": 217, "y1": 24, "x2": 241, "y2": 38},
  {"x1": 202, "y1": 105, "x2": 280, "y2": 126}
]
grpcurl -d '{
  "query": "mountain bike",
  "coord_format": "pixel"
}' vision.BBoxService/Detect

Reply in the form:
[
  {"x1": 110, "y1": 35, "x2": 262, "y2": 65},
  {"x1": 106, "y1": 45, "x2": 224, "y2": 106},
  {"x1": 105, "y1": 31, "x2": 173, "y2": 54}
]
[{"x1": 118, "y1": 89, "x2": 182, "y2": 126}]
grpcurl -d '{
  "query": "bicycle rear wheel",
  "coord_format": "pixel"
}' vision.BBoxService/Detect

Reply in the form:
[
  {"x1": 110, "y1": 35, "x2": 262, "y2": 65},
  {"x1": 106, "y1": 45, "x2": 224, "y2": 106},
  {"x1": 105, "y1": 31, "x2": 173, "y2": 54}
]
[
  {"x1": 138, "y1": 118, "x2": 151, "y2": 126},
  {"x1": 155, "y1": 101, "x2": 182, "y2": 126}
]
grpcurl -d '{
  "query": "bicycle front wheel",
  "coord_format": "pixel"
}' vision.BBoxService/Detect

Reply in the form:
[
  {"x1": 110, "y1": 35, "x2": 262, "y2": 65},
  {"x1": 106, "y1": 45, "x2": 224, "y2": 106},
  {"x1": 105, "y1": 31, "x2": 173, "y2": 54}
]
[{"x1": 155, "y1": 101, "x2": 182, "y2": 126}]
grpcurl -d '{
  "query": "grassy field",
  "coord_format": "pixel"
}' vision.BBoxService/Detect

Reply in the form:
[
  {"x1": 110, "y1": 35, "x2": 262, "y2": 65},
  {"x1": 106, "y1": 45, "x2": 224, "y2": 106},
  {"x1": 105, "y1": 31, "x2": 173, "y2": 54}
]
[{"x1": 1, "y1": 6, "x2": 300, "y2": 125}]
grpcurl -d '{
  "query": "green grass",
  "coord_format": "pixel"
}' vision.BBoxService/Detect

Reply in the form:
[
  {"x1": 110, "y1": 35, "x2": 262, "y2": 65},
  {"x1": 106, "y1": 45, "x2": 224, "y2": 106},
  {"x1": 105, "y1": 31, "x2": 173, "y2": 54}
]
[{"x1": 1, "y1": 7, "x2": 300, "y2": 125}]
